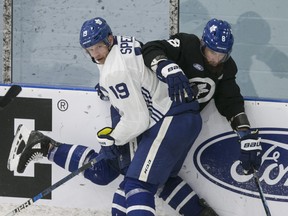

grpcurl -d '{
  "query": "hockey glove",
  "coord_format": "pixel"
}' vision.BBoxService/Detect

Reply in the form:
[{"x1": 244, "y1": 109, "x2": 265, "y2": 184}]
[
  {"x1": 95, "y1": 83, "x2": 109, "y2": 101},
  {"x1": 156, "y1": 60, "x2": 194, "y2": 102},
  {"x1": 97, "y1": 127, "x2": 120, "y2": 160},
  {"x1": 238, "y1": 129, "x2": 262, "y2": 175}
]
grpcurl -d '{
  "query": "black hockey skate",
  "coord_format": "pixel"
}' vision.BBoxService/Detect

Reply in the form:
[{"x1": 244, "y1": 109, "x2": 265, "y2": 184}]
[
  {"x1": 7, "y1": 124, "x2": 58, "y2": 173},
  {"x1": 199, "y1": 198, "x2": 218, "y2": 216}
]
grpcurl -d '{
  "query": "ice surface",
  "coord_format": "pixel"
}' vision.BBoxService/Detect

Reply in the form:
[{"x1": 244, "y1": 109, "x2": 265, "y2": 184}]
[
  {"x1": 0, "y1": 201, "x2": 176, "y2": 216},
  {"x1": 0, "y1": 204, "x2": 110, "y2": 216}
]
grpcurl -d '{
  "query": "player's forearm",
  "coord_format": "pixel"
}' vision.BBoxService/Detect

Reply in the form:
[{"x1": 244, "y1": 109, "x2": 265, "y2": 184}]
[
  {"x1": 229, "y1": 112, "x2": 251, "y2": 131},
  {"x1": 142, "y1": 41, "x2": 168, "y2": 70}
]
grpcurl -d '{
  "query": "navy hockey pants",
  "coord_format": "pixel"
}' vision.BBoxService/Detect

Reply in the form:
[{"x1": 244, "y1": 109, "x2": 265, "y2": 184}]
[{"x1": 126, "y1": 110, "x2": 202, "y2": 185}]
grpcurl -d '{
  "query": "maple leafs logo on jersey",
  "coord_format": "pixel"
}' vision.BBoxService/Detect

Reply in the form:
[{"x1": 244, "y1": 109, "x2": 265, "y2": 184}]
[
  {"x1": 189, "y1": 77, "x2": 215, "y2": 103},
  {"x1": 197, "y1": 83, "x2": 210, "y2": 95}
]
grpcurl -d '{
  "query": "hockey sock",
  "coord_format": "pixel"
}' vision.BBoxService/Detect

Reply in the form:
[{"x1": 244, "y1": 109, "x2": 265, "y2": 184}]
[
  {"x1": 112, "y1": 188, "x2": 127, "y2": 216},
  {"x1": 159, "y1": 176, "x2": 203, "y2": 216},
  {"x1": 48, "y1": 144, "x2": 120, "y2": 185},
  {"x1": 48, "y1": 144, "x2": 93, "y2": 172},
  {"x1": 124, "y1": 177, "x2": 157, "y2": 216}
]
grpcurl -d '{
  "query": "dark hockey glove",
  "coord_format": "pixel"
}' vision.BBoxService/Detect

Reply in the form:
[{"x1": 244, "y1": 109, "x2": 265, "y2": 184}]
[
  {"x1": 95, "y1": 83, "x2": 109, "y2": 101},
  {"x1": 156, "y1": 60, "x2": 194, "y2": 102},
  {"x1": 97, "y1": 127, "x2": 120, "y2": 160},
  {"x1": 237, "y1": 129, "x2": 262, "y2": 175}
]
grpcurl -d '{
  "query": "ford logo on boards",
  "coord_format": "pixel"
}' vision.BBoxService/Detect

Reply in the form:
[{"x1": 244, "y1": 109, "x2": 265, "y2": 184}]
[{"x1": 194, "y1": 128, "x2": 288, "y2": 201}]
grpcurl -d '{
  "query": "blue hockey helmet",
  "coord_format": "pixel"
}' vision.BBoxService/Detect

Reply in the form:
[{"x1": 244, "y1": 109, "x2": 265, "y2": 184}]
[
  {"x1": 80, "y1": 17, "x2": 112, "y2": 49},
  {"x1": 202, "y1": 18, "x2": 234, "y2": 55}
]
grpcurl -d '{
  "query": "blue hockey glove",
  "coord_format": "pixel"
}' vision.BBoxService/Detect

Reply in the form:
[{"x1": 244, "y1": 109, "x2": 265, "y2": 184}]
[
  {"x1": 237, "y1": 129, "x2": 262, "y2": 175},
  {"x1": 156, "y1": 60, "x2": 194, "y2": 102},
  {"x1": 97, "y1": 127, "x2": 120, "y2": 160}
]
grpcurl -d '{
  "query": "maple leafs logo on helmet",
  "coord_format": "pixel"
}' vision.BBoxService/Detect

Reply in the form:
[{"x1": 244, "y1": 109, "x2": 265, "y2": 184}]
[
  {"x1": 95, "y1": 18, "x2": 103, "y2": 25},
  {"x1": 209, "y1": 25, "x2": 217, "y2": 33}
]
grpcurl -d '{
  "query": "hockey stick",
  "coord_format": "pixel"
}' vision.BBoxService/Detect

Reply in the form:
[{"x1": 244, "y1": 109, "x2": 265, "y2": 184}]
[
  {"x1": 0, "y1": 85, "x2": 22, "y2": 111},
  {"x1": 5, "y1": 153, "x2": 105, "y2": 216},
  {"x1": 253, "y1": 170, "x2": 271, "y2": 216}
]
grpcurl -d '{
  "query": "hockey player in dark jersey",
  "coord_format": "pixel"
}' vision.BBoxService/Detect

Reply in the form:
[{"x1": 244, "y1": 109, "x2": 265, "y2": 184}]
[{"x1": 142, "y1": 18, "x2": 262, "y2": 175}]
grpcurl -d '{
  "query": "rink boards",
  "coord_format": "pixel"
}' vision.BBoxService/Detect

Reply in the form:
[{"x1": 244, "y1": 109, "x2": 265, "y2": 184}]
[{"x1": 0, "y1": 85, "x2": 287, "y2": 216}]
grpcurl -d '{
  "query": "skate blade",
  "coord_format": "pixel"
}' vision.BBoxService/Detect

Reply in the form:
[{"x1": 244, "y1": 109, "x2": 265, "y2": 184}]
[{"x1": 7, "y1": 124, "x2": 31, "y2": 171}]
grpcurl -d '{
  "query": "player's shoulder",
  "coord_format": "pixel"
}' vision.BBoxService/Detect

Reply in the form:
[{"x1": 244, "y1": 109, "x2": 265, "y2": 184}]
[
  {"x1": 223, "y1": 56, "x2": 238, "y2": 76},
  {"x1": 225, "y1": 56, "x2": 237, "y2": 69},
  {"x1": 171, "y1": 33, "x2": 200, "y2": 47},
  {"x1": 114, "y1": 35, "x2": 142, "y2": 53},
  {"x1": 172, "y1": 33, "x2": 199, "y2": 41},
  {"x1": 115, "y1": 35, "x2": 138, "y2": 44},
  {"x1": 169, "y1": 33, "x2": 200, "y2": 53}
]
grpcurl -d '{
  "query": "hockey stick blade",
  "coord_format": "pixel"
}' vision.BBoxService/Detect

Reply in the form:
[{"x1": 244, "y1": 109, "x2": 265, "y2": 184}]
[
  {"x1": 0, "y1": 85, "x2": 22, "y2": 111},
  {"x1": 253, "y1": 171, "x2": 272, "y2": 216},
  {"x1": 5, "y1": 153, "x2": 105, "y2": 216}
]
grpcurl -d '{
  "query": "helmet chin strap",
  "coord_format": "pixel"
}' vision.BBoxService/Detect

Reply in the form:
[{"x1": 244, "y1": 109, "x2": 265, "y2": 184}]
[
  {"x1": 200, "y1": 40, "x2": 231, "y2": 64},
  {"x1": 104, "y1": 35, "x2": 114, "y2": 51}
]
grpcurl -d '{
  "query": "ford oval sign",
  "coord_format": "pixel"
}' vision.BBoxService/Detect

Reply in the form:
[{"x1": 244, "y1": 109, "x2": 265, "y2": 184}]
[{"x1": 194, "y1": 128, "x2": 288, "y2": 201}]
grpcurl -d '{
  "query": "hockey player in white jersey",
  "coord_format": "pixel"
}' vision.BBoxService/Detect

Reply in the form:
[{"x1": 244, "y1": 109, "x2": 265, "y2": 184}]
[{"x1": 8, "y1": 17, "x2": 217, "y2": 216}]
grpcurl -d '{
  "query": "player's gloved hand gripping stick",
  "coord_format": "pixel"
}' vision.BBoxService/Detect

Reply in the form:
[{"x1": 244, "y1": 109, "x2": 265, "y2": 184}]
[
  {"x1": 97, "y1": 127, "x2": 121, "y2": 160},
  {"x1": 238, "y1": 129, "x2": 262, "y2": 174},
  {"x1": 238, "y1": 129, "x2": 271, "y2": 215}
]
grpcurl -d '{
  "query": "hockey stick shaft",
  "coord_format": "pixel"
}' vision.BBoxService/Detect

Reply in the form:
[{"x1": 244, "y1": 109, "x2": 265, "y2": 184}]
[
  {"x1": 5, "y1": 153, "x2": 105, "y2": 216},
  {"x1": 0, "y1": 85, "x2": 22, "y2": 111},
  {"x1": 253, "y1": 171, "x2": 271, "y2": 216}
]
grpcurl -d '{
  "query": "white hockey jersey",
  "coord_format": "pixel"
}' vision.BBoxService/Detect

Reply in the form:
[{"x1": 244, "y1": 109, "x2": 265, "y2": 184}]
[{"x1": 98, "y1": 36, "x2": 172, "y2": 145}]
